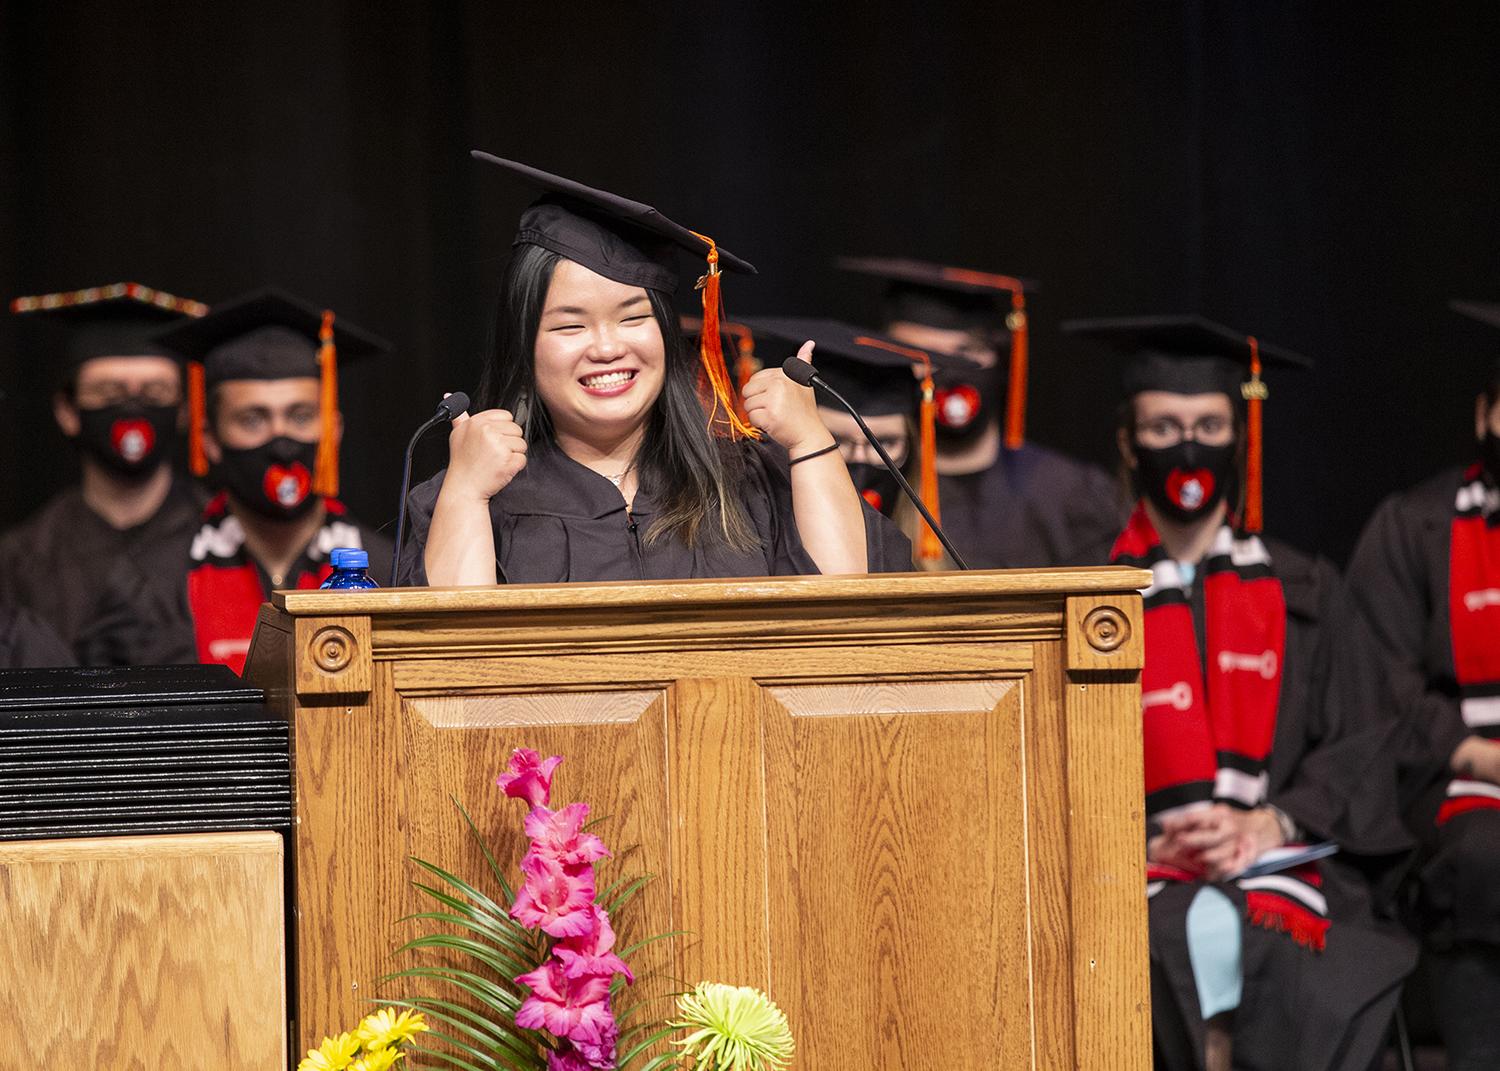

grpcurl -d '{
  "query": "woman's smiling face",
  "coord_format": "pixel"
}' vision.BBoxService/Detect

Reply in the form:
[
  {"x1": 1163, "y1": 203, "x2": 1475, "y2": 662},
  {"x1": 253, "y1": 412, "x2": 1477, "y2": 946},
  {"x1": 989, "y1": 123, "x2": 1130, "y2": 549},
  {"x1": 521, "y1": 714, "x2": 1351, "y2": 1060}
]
[{"x1": 532, "y1": 258, "x2": 666, "y2": 446}]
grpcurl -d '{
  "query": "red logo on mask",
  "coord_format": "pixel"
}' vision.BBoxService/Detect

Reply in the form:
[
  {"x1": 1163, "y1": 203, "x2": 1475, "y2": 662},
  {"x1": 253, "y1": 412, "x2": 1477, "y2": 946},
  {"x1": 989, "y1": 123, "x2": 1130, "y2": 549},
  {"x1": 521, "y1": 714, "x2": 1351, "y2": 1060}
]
[
  {"x1": 264, "y1": 463, "x2": 311, "y2": 509},
  {"x1": 935, "y1": 384, "x2": 981, "y2": 429},
  {"x1": 110, "y1": 418, "x2": 155, "y2": 463},
  {"x1": 1166, "y1": 468, "x2": 1214, "y2": 511},
  {"x1": 861, "y1": 488, "x2": 885, "y2": 512}
]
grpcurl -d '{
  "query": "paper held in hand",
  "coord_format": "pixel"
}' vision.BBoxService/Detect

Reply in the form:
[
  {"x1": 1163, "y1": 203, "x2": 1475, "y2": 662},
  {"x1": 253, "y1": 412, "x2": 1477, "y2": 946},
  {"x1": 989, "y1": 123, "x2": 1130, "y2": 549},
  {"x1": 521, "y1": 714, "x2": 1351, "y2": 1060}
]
[{"x1": 1236, "y1": 840, "x2": 1339, "y2": 879}]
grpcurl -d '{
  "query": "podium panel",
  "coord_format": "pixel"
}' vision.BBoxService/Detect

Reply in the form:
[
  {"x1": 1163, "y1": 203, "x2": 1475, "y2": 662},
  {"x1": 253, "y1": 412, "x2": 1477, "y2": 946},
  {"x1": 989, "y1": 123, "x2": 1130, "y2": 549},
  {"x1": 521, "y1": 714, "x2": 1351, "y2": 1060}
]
[
  {"x1": 246, "y1": 568, "x2": 1151, "y2": 1071},
  {"x1": 0, "y1": 831, "x2": 286, "y2": 1068}
]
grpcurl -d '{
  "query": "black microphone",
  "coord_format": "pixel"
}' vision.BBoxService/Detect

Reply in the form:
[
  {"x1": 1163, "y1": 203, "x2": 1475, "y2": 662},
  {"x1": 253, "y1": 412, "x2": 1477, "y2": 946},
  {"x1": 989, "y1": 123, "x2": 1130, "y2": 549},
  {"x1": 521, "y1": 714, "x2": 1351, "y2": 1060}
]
[
  {"x1": 391, "y1": 392, "x2": 471, "y2": 584},
  {"x1": 783, "y1": 356, "x2": 970, "y2": 570}
]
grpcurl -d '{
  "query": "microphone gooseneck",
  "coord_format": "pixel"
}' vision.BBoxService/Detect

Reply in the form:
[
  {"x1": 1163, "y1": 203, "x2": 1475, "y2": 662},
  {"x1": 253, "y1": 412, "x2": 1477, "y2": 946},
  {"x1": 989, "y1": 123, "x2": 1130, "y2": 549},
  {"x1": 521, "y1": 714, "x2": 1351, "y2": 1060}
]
[
  {"x1": 390, "y1": 393, "x2": 472, "y2": 584},
  {"x1": 782, "y1": 356, "x2": 970, "y2": 570}
]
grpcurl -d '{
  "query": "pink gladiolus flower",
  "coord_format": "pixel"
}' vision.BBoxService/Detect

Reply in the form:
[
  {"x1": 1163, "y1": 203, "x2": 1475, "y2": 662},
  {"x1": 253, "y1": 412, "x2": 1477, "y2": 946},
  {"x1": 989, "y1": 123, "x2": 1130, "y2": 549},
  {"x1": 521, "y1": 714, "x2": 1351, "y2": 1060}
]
[
  {"x1": 524, "y1": 802, "x2": 612, "y2": 868},
  {"x1": 546, "y1": 1046, "x2": 594, "y2": 1071},
  {"x1": 515, "y1": 961, "x2": 614, "y2": 1044},
  {"x1": 498, "y1": 749, "x2": 564, "y2": 807},
  {"x1": 572, "y1": 1015, "x2": 619, "y2": 1069},
  {"x1": 555, "y1": 906, "x2": 634, "y2": 984},
  {"x1": 511, "y1": 853, "x2": 597, "y2": 938}
]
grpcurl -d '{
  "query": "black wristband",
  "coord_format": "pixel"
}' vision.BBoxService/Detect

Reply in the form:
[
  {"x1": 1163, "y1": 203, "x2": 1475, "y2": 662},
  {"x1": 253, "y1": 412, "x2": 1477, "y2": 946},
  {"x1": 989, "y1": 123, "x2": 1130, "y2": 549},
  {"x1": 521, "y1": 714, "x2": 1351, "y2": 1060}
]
[{"x1": 788, "y1": 442, "x2": 839, "y2": 466}]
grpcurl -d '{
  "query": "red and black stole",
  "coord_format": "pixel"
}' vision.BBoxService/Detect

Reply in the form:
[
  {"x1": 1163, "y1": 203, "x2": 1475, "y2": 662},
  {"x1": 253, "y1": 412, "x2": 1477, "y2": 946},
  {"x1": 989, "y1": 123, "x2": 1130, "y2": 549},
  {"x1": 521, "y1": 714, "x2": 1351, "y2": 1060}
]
[
  {"x1": 1438, "y1": 464, "x2": 1500, "y2": 824},
  {"x1": 1114, "y1": 503, "x2": 1328, "y2": 950},
  {"x1": 186, "y1": 493, "x2": 362, "y2": 673}
]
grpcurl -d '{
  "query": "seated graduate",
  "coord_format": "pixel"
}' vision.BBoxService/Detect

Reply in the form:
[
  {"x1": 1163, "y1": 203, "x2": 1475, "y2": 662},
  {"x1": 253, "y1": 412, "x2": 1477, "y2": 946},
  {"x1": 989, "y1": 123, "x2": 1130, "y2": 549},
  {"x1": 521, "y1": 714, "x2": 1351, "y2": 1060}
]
[
  {"x1": 154, "y1": 289, "x2": 393, "y2": 672},
  {"x1": 1, "y1": 283, "x2": 209, "y2": 664},
  {"x1": 1334, "y1": 299, "x2": 1500, "y2": 1069},
  {"x1": 838, "y1": 256, "x2": 1123, "y2": 567},
  {"x1": 1065, "y1": 315, "x2": 1415, "y2": 1071},
  {"x1": 729, "y1": 316, "x2": 977, "y2": 570},
  {"x1": 400, "y1": 154, "x2": 910, "y2": 586}
]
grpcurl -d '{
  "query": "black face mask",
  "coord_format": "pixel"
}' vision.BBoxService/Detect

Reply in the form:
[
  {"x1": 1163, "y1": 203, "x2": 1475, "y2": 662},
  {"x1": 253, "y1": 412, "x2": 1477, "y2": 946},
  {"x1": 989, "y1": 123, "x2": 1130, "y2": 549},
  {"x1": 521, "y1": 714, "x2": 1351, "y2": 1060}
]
[
  {"x1": 1482, "y1": 432, "x2": 1500, "y2": 485},
  {"x1": 76, "y1": 402, "x2": 178, "y2": 478},
  {"x1": 934, "y1": 363, "x2": 1005, "y2": 450},
  {"x1": 218, "y1": 436, "x2": 320, "y2": 520},
  {"x1": 1132, "y1": 440, "x2": 1239, "y2": 524},
  {"x1": 848, "y1": 462, "x2": 901, "y2": 517}
]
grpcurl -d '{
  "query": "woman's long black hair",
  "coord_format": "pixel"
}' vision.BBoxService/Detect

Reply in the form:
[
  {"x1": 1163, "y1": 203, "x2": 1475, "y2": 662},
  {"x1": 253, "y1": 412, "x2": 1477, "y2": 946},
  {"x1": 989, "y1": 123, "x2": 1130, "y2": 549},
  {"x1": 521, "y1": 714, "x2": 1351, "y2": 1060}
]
[{"x1": 477, "y1": 244, "x2": 758, "y2": 552}]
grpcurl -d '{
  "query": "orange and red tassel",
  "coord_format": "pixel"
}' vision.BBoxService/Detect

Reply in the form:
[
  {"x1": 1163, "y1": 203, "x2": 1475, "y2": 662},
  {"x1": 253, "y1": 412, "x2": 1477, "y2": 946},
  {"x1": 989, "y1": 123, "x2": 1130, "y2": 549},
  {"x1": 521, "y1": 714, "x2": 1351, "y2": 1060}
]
[
  {"x1": 1241, "y1": 336, "x2": 1267, "y2": 534},
  {"x1": 311, "y1": 309, "x2": 340, "y2": 498}
]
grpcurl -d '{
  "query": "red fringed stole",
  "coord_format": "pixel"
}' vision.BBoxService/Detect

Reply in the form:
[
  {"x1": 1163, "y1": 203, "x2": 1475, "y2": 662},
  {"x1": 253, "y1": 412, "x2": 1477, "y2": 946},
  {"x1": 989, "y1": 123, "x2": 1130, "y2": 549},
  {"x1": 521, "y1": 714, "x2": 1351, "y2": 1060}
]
[
  {"x1": 1116, "y1": 504, "x2": 1324, "y2": 950},
  {"x1": 1438, "y1": 464, "x2": 1500, "y2": 824},
  {"x1": 1111, "y1": 503, "x2": 1287, "y2": 817}
]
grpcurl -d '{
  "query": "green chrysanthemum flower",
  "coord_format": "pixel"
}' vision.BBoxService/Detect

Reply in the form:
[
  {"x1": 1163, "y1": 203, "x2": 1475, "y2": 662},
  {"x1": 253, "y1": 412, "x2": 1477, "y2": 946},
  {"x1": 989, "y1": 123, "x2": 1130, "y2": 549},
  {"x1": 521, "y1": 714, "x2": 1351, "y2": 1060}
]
[{"x1": 670, "y1": 982, "x2": 795, "y2": 1071}]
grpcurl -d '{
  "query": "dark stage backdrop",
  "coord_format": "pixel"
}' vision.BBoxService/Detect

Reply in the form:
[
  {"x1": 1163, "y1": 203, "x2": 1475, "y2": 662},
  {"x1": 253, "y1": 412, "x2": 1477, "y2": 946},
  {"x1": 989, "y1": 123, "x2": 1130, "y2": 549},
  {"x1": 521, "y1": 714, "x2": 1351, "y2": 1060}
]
[{"x1": 3, "y1": 1, "x2": 1498, "y2": 563}]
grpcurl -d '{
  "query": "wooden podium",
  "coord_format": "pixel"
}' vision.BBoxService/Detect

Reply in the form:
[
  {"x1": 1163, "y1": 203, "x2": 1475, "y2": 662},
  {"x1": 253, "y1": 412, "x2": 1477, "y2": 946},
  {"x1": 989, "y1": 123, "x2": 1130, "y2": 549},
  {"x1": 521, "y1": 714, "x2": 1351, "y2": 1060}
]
[{"x1": 246, "y1": 567, "x2": 1151, "y2": 1070}]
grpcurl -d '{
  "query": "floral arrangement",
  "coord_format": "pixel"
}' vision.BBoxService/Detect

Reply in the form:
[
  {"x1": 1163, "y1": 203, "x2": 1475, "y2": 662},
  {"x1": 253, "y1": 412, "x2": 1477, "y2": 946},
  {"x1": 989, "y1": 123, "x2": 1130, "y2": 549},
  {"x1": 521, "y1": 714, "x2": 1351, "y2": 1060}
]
[
  {"x1": 308, "y1": 748, "x2": 795, "y2": 1071},
  {"x1": 297, "y1": 1007, "x2": 429, "y2": 1071}
]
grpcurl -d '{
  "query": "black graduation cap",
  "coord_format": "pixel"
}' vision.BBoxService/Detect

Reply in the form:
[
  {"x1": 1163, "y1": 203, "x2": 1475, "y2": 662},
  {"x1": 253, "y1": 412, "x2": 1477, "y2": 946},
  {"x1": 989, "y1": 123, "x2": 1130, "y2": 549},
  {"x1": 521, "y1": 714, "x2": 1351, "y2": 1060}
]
[
  {"x1": 1061, "y1": 313, "x2": 1314, "y2": 534},
  {"x1": 473, "y1": 150, "x2": 759, "y2": 438},
  {"x1": 154, "y1": 287, "x2": 390, "y2": 497},
  {"x1": 10, "y1": 282, "x2": 209, "y2": 376},
  {"x1": 838, "y1": 256, "x2": 1038, "y2": 447},
  {"x1": 837, "y1": 256, "x2": 1034, "y2": 332},
  {"x1": 1450, "y1": 300, "x2": 1500, "y2": 387},
  {"x1": 1060, "y1": 314, "x2": 1313, "y2": 395}
]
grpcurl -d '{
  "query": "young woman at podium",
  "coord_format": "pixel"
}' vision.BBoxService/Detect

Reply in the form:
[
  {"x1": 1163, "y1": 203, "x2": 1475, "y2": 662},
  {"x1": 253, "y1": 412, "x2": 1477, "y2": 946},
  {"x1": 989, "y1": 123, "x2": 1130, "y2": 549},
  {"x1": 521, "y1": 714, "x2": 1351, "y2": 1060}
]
[{"x1": 397, "y1": 155, "x2": 911, "y2": 585}]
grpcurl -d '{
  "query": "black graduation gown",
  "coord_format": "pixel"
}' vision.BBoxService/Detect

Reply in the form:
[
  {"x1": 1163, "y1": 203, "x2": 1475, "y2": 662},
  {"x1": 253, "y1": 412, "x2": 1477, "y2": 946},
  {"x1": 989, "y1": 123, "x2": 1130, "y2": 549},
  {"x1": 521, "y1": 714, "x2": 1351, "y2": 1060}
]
[
  {"x1": 0, "y1": 604, "x2": 76, "y2": 668},
  {"x1": 1149, "y1": 538, "x2": 1416, "y2": 1071},
  {"x1": 396, "y1": 439, "x2": 912, "y2": 585},
  {"x1": 1336, "y1": 466, "x2": 1500, "y2": 947},
  {"x1": 0, "y1": 478, "x2": 205, "y2": 666},
  {"x1": 938, "y1": 443, "x2": 1125, "y2": 569}
]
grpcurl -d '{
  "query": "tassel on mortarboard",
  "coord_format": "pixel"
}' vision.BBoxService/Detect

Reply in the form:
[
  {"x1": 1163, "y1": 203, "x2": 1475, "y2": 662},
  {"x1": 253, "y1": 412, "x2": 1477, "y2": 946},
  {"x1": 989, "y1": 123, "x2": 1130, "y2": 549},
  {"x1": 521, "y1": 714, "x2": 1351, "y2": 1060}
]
[
  {"x1": 1241, "y1": 336, "x2": 1267, "y2": 534},
  {"x1": 855, "y1": 335, "x2": 945, "y2": 565},
  {"x1": 1004, "y1": 290, "x2": 1029, "y2": 449},
  {"x1": 311, "y1": 309, "x2": 340, "y2": 497},
  {"x1": 692, "y1": 233, "x2": 760, "y2": 440},
  {"x1": 187, "y1": 359, "x2": 208, "y2": 476}
]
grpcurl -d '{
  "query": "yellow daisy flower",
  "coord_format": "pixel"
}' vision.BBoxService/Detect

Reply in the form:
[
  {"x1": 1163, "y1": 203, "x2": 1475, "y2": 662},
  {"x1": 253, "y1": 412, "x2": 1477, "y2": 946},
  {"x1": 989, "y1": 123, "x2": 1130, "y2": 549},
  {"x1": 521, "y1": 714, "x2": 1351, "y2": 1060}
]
[
  {"x1": 670, "y1": 983, "x2": 795, "y2": 1071},
  {"x1": 297, "y1": 1031, "x2": 363, "y2": 1071},
  {"x1": 356, "y1": 1007, "x2": 430, "y2": 1051},
  {"x1": 350, "y1": 1049, "x2": 404, "y2": 1071}
]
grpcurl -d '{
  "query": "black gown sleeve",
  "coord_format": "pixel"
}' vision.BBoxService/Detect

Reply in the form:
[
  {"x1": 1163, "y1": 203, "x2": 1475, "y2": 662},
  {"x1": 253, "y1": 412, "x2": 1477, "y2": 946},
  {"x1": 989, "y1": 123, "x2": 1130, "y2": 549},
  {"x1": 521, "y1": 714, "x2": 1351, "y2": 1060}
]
[
  {"x1": 395, "y1": 470, "x2": 444, "y2": 587},
  {"x1": 1336, "y1": 491, "x2": 1464, "y2": 812},
  {"x1": 1269, "y1": 552, "x2": 1412, "y2": 855},
  {"x1": 0, "y1": 604, "x2": 76, "y2": 668}
]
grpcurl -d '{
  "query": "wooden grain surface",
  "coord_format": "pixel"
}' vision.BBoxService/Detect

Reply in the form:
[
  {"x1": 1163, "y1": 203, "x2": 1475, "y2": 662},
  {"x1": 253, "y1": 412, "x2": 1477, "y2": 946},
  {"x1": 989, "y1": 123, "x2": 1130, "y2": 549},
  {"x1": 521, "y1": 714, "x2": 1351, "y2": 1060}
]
[
  {"x1": 256, "y1": 573, "x2": 1151, "y2": 1070},
  {"x1": 272, "y1": 567, "x2": 1153, "y2": 617},
  {"x1": 0, "y1": 831, "x2": 286, "y2": 1069}
]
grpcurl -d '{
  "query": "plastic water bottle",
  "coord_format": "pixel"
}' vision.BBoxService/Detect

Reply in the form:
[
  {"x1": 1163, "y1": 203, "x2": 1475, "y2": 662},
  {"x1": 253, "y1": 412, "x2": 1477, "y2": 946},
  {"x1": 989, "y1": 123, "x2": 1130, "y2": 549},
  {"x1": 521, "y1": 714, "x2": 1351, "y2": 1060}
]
[{"x1": 321, "y1": 547, "x2": 379, "y2": 589}]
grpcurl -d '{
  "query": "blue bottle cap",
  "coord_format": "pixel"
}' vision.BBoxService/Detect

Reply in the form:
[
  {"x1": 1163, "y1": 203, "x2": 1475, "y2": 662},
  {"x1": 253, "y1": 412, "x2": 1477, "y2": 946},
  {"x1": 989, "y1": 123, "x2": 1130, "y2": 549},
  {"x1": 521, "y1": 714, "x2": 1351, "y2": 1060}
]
[{"x1": 330, "y1": 547, "x2": 369, "y2": 570}]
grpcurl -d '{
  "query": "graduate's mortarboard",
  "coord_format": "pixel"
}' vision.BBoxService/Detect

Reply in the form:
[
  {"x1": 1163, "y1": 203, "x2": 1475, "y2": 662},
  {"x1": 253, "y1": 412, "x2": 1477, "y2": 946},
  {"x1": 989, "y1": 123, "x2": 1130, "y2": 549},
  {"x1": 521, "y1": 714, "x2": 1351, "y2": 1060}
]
[
  {"x1": 154, "y1": 287, "x2": 390, "y2": 498},
  {"x1": 1449, "y1": 300, "x2": 1500, "y2": 388},
  {"x1": 10, "y1": 282, "x2": 209, "y2": 377},
  {"x1": 1061, "y1": 313, "x2": 1313, "y2": 534},
  {"x1": 838, "y1": 256, "x2": 1037, "y2": 449},
  {"x1": 473, "y1": 150, "x2": 759, "y2": 439},
  {"x1": 731, "y1": 315, "x2": 978, "y2": 565}
]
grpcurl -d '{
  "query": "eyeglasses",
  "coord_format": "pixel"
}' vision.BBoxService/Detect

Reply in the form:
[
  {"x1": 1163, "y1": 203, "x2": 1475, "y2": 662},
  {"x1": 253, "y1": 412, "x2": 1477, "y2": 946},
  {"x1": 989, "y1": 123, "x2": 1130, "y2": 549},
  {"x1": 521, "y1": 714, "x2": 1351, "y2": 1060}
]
[
  {"x1": 75, "y1": 383, "x2": 181, "y2": 408},
  {"x1": 832, "y1": 433, "x2": 909, "y2": 466},
  {"x1": 1134, "y1": 415, "x2": 1233, "y2": 448}
]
